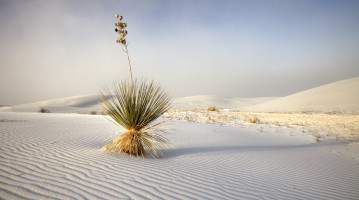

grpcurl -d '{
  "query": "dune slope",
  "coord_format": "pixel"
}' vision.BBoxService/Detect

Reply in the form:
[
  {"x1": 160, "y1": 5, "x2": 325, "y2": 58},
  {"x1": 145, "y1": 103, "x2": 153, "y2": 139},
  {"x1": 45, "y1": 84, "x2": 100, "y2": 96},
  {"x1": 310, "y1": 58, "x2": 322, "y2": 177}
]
[{"x1": 241, "y1": 76, "x2": 359, "y2": 113}]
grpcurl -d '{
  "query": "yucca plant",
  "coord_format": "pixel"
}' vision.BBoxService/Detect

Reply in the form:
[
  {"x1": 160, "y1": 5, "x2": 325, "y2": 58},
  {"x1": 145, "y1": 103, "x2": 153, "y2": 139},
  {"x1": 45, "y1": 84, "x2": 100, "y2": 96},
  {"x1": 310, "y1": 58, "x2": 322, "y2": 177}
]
[{"x1": 100, "y1": 14, "x2": 172, "y2": 158}]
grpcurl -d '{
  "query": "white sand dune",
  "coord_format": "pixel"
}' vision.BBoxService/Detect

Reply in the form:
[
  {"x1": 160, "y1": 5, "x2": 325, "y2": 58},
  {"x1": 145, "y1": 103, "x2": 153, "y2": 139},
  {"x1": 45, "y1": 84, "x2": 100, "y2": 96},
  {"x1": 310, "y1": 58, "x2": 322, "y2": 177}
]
[
  {"x1": 0, "y1": 112, "x2": 358, "y2": 199},
  {"x1": 241, "y1": 76, "x2": 359, "y2": 113}
]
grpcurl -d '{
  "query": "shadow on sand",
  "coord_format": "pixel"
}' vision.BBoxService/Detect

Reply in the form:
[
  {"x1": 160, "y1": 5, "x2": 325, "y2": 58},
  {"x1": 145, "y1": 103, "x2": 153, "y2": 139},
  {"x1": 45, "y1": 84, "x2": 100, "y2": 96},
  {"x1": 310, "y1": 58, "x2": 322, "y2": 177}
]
[{"x1": 162, "y1": 140, "x2": 340, "y2": 158}]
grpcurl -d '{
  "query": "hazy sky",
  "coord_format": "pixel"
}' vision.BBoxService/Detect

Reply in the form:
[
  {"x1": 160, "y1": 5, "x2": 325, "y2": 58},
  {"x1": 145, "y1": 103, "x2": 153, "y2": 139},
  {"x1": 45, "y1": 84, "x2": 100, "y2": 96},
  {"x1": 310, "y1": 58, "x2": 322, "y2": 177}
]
[{"x1": 1, "y1": 0, "x2": 359, "y2": 105}]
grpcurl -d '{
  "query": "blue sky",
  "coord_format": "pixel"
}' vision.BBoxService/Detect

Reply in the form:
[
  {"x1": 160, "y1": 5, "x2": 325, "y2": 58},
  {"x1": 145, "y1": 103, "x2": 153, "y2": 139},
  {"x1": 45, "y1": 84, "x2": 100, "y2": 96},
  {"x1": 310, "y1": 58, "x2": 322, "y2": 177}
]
[{"x1": 1, "y1": 0, "x2": 359, "y2": 105}]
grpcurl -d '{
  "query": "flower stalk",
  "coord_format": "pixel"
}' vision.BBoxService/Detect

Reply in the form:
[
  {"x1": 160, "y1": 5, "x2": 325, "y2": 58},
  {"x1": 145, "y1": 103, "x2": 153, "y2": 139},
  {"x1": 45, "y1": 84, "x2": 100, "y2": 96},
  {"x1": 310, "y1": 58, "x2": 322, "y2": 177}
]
[
  {"x1": 115, "y1": 14, "x2": 133, "y2": 84},
  {"x1": 123, "y1": 43, "x2": 133, "y2": 84}
]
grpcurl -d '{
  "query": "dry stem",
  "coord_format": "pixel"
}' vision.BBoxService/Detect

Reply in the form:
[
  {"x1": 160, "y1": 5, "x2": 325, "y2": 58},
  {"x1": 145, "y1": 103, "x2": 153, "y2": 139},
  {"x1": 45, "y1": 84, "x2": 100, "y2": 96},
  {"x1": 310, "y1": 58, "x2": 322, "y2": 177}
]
[{"x1": 124, "y1": 43, "x2": 133, "y2": 85}]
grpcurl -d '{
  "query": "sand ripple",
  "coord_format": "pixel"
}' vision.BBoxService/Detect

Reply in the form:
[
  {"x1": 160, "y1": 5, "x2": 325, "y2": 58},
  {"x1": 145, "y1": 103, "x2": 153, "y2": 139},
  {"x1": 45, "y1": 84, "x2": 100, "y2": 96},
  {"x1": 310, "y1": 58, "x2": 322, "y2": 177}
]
[{"x1": 0, "y1": 112, "x2": 358, "y2": 199}]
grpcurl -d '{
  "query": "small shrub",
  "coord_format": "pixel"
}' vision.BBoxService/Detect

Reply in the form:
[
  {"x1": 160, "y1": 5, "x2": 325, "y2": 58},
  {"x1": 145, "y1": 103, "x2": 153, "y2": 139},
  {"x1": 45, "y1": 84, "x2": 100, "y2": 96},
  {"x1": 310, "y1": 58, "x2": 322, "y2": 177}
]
[
  {"x1": 206, "y1": 106, "x2": 219, "y2": 112},
  {"x1": 89, "y1": 111, "x2": 97, "y2": 115},
  {"x1": 101, "y1": 80, "x2": 171, "y2": 158},
  {"x1": 39, "y1": 107, "x2": 50, "y2": 113},
  {"x1": 245, "y1": 115, "x2": 260, "y2": 123}
]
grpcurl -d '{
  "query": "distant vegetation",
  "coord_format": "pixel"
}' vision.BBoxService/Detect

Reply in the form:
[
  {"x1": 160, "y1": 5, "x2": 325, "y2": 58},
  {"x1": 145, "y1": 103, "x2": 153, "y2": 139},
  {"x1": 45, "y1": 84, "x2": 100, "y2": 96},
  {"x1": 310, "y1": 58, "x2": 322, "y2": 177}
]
[
  {"x1": 88, "y1": 111, "x2": 98, "y2": 115},
  {"x1": 245, "y1": 115, "x2": 260, "y2": 123},
  {"x1": 38, "y1": 108, "x2": 50, "y2": 113}
]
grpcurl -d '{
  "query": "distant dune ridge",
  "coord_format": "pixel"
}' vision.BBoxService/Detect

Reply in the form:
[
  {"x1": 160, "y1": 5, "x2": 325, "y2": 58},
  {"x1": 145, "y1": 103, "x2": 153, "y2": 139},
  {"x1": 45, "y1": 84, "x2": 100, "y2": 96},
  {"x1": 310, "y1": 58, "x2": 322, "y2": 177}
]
[{"x1": 0, "y1": 76, "x2": 358, "y2": 113}]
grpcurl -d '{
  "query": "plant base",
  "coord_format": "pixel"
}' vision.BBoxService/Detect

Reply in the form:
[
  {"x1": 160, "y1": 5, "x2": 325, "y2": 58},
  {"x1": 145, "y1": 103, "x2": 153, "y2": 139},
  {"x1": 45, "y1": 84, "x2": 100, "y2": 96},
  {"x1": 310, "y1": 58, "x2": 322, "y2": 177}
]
[{"x1": 103, "y1": 130, "x2": 167, "y2": 158}]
